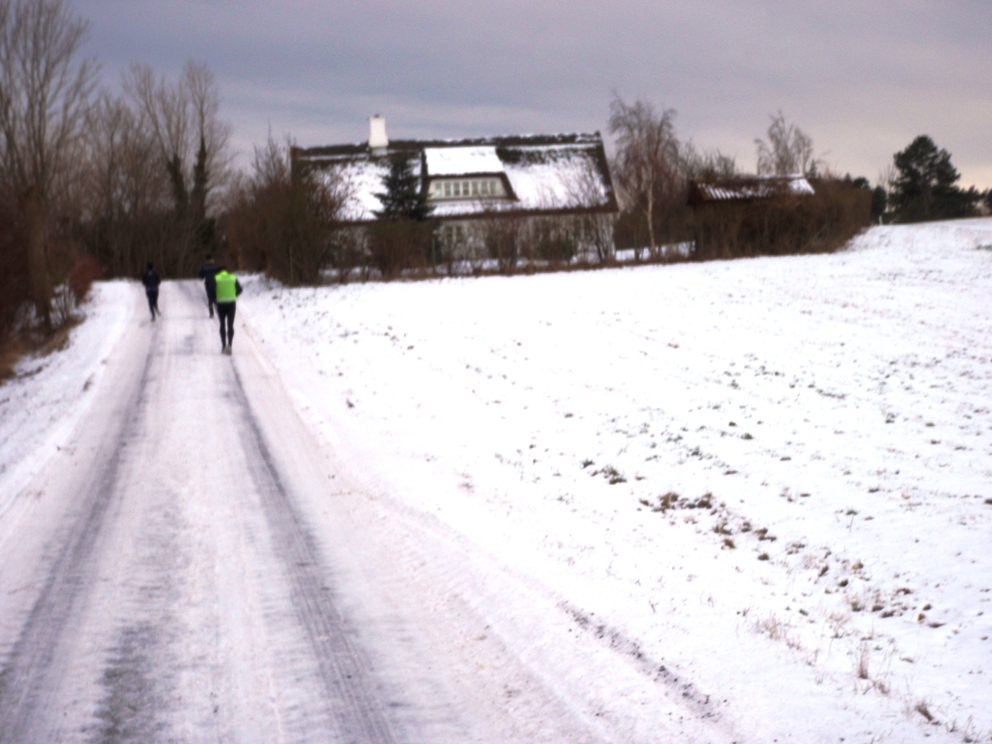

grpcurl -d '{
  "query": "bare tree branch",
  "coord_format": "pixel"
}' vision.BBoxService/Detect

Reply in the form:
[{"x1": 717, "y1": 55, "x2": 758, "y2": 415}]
[
  {"x1": 755, "y1": 111, "x2": 818, "y2": 176},
  {"x1": 0, "y1": 0, "x2": 96, "y2": 327},
  {"x1": 608, "y1": 94, "x2": 680, "y2": 256},
  {"x1": 0, "y1": 0, "x2": 96, "y2": 201}
]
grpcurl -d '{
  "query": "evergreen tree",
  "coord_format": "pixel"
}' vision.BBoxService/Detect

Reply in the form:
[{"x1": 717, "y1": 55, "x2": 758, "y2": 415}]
[
  {"x1": 167, "y1": 152, "x2": 189, "y2": 222},
  {"x1": 191, "y1": 135, "x2": 217, "y2": 252},
  {"x1": 890, "y1": 135, "x2": 979, "y2": 222},
  {"x1": 192, "y1": 135, "x2": 209, "y2": 229},
  {"x1": 373, "y1": 153, "x2": 433, "y2": 221},
  {"x1": 871, "y1": 186, "x2": 887, "y2": 221}
]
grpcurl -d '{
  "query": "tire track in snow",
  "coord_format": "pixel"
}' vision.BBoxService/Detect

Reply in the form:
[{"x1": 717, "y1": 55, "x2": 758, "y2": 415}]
[
  {"x1": 1, "y1": 282, "x2": 401, "y2": 742},
  {"x1": 0, "y1": 306, "x2": 157, "y2": 742},
  {"x1": 561, "y1": 602, "x2": 722, "y2": 723},
  {"x1": 226, "y1": 361, "x2": 401, "y2": 744}
]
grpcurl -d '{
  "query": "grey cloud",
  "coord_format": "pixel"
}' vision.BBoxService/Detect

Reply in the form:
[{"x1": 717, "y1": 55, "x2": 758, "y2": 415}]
[{"x1": 77, "y1": 0, "x2": 991, "y2": 186}]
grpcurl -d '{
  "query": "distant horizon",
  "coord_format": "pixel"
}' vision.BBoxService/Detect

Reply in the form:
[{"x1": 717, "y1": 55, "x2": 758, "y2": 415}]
[{"x1": 75, "y1": 0, "x2": 991, "y2": 190}]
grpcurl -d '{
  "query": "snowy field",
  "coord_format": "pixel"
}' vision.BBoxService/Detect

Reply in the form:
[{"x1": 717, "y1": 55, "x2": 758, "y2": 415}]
[
  {"x1": 1, "y1": 219, "x2": 990, "y2": 741},
  {"x1": 240, "y1": 219, "x2": 992, "y2": 742}
]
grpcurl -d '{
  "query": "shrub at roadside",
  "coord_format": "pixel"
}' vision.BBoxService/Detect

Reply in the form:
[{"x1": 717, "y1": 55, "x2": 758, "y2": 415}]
[
  {"x1": 69, "y1": 253, "x2": 102, "y2": 304},
  {"x1": 225, "y1": 137, "x2": 349, "y2": 286},
  {"x1": 0, "y1": 192, "x2": 29, "y2": 364}
]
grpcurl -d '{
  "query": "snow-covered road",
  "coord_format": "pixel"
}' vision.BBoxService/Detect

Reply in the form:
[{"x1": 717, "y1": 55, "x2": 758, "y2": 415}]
[
  {"x1": 0, "y1": 282, "x2": 401, "y2": 741},
  {"x1": 0, "y1": 281, "x2": 722, "y2": 742}
]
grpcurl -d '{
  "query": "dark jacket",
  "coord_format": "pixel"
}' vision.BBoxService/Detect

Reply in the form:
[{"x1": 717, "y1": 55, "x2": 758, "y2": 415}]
[
  {"x1": 141, "y1": 269, "x2": 161, "y2": 293},
  {"x1": 198, "y1": 261, "x2": 220, "y2": 282},
  {"x1": 199, "y1": 261, "x2": 221, "y2": 295}
]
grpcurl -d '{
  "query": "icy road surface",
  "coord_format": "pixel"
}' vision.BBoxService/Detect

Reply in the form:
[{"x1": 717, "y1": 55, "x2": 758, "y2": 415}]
[{"x1": 0, "y1": 282, "x2": 724, "y2": 742}]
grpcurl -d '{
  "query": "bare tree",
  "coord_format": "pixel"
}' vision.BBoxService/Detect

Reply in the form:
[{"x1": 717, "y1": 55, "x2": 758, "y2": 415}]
[
  {"x1": 123, "y1": 60, "x2": 231, "y2": 272},
  {"x1": 563, "y1": 158, "x2": 615, "y2": 262},
  {"x1": 225, "y1": 135, "x2": 349, "y2": 285},
  {"x1": 477, "y1": 207, "x2": 523, "y2": 273},
  {"x1": 0, "y1": 0, "x2": 96, "y2": 327},
  {"x1": 608, "y1": 95, "x2": 681, "y2": 257},
  {"x1": 755, "y1": 111, "x2": 818, "y2": 176},
  {"x1": 82, "y1": 92, "x2": 167, "y2": 275},
  {"x1": 680, "y1": 141, "x2": 738, "y2": 180}
]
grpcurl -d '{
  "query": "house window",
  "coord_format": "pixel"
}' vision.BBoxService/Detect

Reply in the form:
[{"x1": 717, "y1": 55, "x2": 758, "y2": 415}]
[
  {"x1": 429, "y1": 177, "x2": 507, "y2": 200},
  {"x1": 443, "y1": 224, "x2": 465, "y2": 244}
]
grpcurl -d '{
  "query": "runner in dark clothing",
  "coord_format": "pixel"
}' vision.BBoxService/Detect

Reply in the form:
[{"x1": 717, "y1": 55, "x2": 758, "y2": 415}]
[
  {"x1": 141, "y1": 262, "x2": 161, "y2": 321},
  {"x1": 198, "y1": 255, "x2": 221, "y2": 318}
]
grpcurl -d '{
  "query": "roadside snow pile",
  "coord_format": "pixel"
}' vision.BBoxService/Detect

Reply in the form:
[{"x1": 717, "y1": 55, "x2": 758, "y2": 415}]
[
  {"x1": 0, "y1": 281, "x2": 133, "y2": 510},
  {"x1": 242, "y1": 219, "x2": 992, "y2": 743}
]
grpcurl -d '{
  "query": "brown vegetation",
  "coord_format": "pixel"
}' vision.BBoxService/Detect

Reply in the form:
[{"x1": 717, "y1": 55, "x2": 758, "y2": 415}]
[
  {"x1": 0, "y1": 0, "x2": 233, "y2": 375},
  {"x1": 225, "y1": 137, "x2": 349, "y2": 285},
  {"x1": 0, "y1": 189, "x2": 29, "y2": 357},
  {"x1": 84, "y1": 61, "x2": 232, "y2": 278},
  {"x1": 367, "y1": 221, "x2": 434, "y2": 280},
  {"x1": 690, "y1": 180, "x2": 872, "y2": 260}
]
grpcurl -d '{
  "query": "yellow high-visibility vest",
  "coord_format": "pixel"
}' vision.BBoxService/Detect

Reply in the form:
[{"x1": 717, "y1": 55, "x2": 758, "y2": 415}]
[{"x1": 215, "y1": 271, "x2": 237, "y2": 303}]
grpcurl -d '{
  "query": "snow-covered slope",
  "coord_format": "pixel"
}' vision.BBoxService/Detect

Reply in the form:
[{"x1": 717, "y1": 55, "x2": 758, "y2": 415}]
[
  {"x1": 0, "y1": 281, "x2": 133, "y2": 511},
  {"x1": 240, "y1": 219, "x2": 992, "y2": 742}
]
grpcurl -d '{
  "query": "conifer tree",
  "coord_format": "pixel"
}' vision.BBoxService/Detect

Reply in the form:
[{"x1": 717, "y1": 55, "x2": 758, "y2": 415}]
[
  {"x1": 373, "y1": 153, "x2": 433, "y2": 221},
  {"x1": 890, "y1": 136, "x2": 979, "y2": 222}
]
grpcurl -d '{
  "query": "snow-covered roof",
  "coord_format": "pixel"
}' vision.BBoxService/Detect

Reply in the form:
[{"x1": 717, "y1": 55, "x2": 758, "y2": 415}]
[
  {"x1": 313, "y1": 159, "x2": 393, "y2": 223},
  {"x1": 688, "y1": 175, "x2": 815, "y2": 206},
  {"x1": 424, "y1": 146, "x2": 503, "y2": 176},
  {"x1": 293, "y1": 133, "x2": 618, "y2": 223}
]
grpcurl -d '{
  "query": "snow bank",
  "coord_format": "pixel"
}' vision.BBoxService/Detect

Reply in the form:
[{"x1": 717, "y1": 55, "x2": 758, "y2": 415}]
[
  {"x1": 233, "y1": 220, "x2": 992, "y2": 740},
  {"x1": 0, "y1": 281, "x2": 134, "y2": 512}
]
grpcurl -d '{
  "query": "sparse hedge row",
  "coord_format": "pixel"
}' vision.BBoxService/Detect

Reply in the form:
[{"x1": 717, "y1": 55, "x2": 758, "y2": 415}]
[
  {"x1": 229, "y1": 177, "x2": 871, "y2": 286},
  {"x1": 614, "y1": 179, "x2": 871, "y2": 261},
  {"x1": 690, "y1": 180, "x2": 872, "y2": 260}
]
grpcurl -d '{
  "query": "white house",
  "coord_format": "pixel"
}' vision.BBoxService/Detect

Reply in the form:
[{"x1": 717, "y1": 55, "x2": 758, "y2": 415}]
[{"x1": 291, "y1": 116, "x2": 619, "y2": 264}]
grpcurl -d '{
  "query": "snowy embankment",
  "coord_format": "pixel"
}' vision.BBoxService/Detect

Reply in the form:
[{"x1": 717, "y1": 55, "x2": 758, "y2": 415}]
[
  {"x1": 0, "y1": 282, "x2": 133, "y2": 510},
  {"x1": 241, "y1": 220, "x2": 992, "y2": 742}
]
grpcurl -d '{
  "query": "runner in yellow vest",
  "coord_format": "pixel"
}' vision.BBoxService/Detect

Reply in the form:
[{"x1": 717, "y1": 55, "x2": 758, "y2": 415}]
[{"x1": 214, "y1": 267, "x2": 242, "y2": 355}]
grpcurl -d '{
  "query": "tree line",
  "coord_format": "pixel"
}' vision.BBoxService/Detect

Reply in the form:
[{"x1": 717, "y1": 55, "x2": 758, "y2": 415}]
[
  {"x1": 0, "y1": 0, "x2": 235, "y2": 358},
  {"x1": 2, "y1": 0, "x2": 990, "y2": 363},
  {"x1": 607, "y1": 96, "x2": 990, "y2": 257}
]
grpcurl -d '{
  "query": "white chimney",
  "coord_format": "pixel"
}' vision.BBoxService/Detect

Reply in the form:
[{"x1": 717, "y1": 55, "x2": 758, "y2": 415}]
[{"x1": 369, "y1": 115, "x2": 388, "y2": 150}]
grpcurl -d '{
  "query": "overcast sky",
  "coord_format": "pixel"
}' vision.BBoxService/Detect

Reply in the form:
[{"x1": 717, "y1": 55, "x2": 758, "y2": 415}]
[{"x1": 76, "y1": 0, "x2": 991, "y2": 188}]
